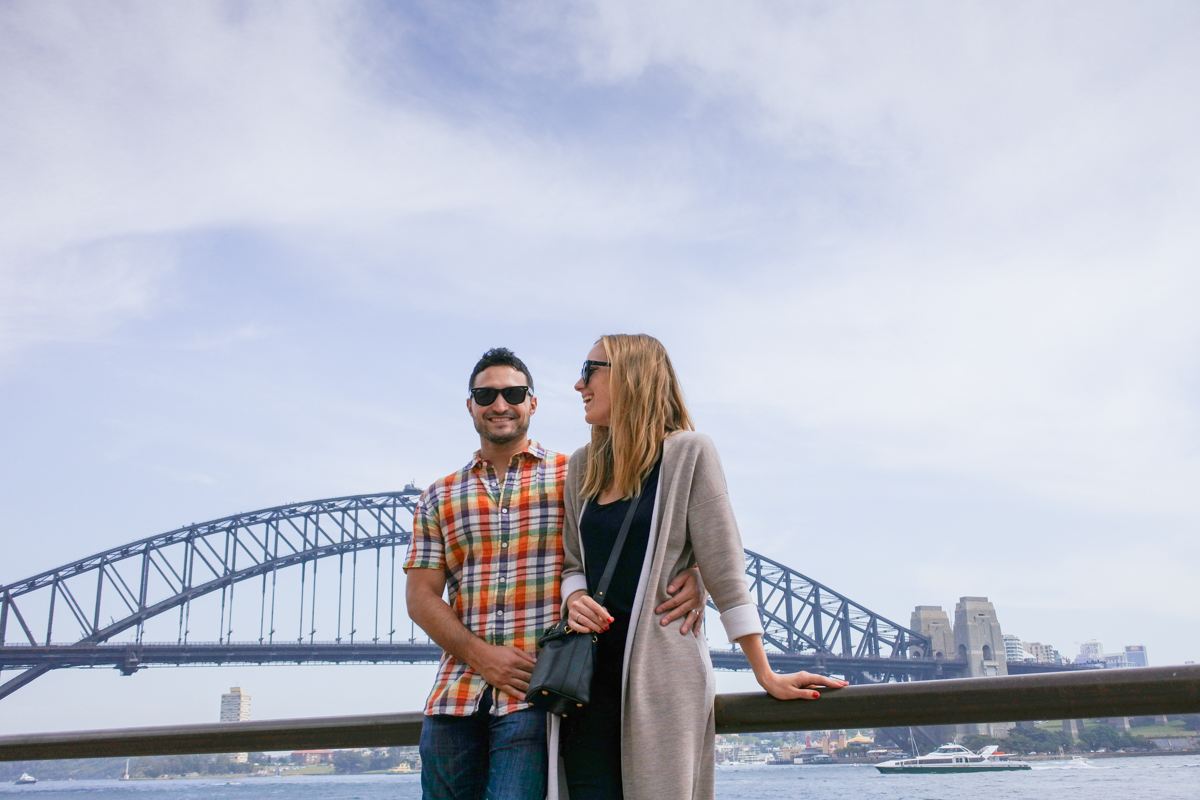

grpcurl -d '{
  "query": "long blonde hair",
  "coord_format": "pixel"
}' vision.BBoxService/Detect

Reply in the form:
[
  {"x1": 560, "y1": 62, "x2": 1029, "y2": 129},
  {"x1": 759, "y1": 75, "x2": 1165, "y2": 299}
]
[{"x1": 581, "y1": 334, "x2": 694, "y2": 500}]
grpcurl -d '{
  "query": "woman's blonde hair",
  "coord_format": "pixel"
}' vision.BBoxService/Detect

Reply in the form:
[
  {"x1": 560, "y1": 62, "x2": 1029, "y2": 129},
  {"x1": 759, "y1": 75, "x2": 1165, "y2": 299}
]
[{"x1": 581, "y1": 334, "x2": 694, "y2": 500}]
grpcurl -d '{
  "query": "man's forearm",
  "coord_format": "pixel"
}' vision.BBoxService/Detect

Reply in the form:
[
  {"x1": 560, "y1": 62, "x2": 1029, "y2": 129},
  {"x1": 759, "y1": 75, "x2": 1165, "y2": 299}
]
[{"x1": 409, "y1": 591, "x2": 489, "y2": 668}]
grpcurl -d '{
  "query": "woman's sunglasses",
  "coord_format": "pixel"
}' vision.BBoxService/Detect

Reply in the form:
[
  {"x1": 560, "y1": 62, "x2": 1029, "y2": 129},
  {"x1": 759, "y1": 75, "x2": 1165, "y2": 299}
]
[
  {"x1": 470, "y1": 386, "x2": 532, "y2": 406},
  {"x1": 580, "y1": 360, "x2": 610, "y2": 386}
]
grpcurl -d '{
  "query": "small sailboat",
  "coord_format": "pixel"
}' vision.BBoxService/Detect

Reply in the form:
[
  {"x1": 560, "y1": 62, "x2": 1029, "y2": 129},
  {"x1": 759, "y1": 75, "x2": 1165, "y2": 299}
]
[
  {"x1": 121, "y1": 759, "x2": 131, "y2": 780},
  {"x1": 14, "y1": 773, "x2": 37, "y2": 785}
]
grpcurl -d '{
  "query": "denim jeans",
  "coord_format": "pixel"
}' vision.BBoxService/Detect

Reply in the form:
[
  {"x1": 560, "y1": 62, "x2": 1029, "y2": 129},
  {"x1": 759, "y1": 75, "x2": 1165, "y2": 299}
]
[{"x1": 419, "y1": 688, "x2": 547, "y2": 800}]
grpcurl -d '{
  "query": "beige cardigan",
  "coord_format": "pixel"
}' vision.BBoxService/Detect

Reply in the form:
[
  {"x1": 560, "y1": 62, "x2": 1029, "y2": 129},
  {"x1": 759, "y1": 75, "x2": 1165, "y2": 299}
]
[{"x1": 550, "y1": 432, "x2": 763, "y2": 800}]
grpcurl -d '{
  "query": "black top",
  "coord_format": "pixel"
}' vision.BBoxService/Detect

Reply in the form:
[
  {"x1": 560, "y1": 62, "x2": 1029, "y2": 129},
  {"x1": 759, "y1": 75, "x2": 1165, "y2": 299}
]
[{"x1": 579, "y1": 458, "x2": 661, "y2": 680}]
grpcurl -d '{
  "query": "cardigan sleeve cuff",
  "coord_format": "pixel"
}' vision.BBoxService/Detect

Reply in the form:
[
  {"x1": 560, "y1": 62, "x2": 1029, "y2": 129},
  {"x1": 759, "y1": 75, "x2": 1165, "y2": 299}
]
[
  {"x1": 719, "y1": 603, "x2": 764, "y2": 643},
  {"x1": 560, "y1": 573, "x2": 589, "y2": 616}
]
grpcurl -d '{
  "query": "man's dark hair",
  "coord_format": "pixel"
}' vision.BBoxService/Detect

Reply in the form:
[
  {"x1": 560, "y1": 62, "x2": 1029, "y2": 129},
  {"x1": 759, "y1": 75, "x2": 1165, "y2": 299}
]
[{"x1": 469, "y1": 347, "x2": 534, "y2": 392}]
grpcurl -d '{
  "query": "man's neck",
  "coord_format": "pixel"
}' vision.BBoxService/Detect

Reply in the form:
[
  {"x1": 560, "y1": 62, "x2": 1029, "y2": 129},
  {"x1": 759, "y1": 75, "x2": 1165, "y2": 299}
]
[{"x1": 478, "y1": 437, "x2": 531, "y2": 470}]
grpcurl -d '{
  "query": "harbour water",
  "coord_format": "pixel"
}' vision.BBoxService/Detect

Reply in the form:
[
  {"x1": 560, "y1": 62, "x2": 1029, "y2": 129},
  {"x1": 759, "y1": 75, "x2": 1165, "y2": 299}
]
[{"x1": 2, "y1": 756, "x2": 1197, "y2": 800}]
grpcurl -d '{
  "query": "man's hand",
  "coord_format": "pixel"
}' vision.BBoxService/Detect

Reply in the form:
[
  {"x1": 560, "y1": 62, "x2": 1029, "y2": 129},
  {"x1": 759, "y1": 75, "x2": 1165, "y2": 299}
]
[
  {"x1": 408, "y1": 568, "x2": 537, "y2": 701},
  {"x1": 655, "y1": 567, "x2": 708, "y2": 636},
  {"x1": 469, "y1": 642, "x2": 537, "y2": 702}
]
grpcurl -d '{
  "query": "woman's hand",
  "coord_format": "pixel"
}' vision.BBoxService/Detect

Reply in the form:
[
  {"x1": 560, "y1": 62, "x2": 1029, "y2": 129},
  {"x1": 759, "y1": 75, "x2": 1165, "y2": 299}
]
[
  {"x1": 655, "y1": 567, "x2": 708, "y2": 637},
  {"x1": 737, "y1": 633, "x2": 849, "y2": 700},
  {"x1": 566, "y1": 589, "x2": 612, "y2": 634},
  {"x1": 757, "y1": 670, "x2": 849, "y2": 701}
]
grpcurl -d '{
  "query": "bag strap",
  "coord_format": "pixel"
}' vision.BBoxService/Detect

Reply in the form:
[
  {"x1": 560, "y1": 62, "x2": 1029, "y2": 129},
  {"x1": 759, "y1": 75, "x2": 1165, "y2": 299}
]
[{"x1": 591, "y1": 490, "x2": 643, "y2": 606}]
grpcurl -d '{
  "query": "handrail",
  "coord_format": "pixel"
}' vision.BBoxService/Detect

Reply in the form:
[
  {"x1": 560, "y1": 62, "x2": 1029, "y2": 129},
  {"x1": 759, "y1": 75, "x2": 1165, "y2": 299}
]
[{"x1": 1, "y1": 665, "x2": 1197, "y2": 762}]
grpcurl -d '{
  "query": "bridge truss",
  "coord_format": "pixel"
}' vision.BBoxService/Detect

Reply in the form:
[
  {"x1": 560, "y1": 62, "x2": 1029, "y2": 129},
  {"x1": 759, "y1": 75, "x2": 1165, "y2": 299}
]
[{"x1": 1, "y1": 491, "x2": 949, "y2": 700}]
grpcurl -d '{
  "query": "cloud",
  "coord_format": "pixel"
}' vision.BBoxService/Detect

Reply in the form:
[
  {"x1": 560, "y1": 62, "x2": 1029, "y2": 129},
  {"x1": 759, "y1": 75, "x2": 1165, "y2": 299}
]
[
  {"x1": 0, "y1": 236, "x2": 171, "y2": 358},
  {"x1": 0, "y1": 1, "x2": 695, "y2": 362}
]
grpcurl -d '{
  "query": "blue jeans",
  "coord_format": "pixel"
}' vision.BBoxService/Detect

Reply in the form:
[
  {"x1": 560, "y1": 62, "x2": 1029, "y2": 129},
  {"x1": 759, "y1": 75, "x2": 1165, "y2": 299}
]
[{"x1": 419, "y1": 688, "x2": 547, "y2": 800}]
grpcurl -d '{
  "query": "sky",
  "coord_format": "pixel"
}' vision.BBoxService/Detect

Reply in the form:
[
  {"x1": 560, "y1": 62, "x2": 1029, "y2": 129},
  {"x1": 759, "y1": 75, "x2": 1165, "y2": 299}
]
[{"x1": 1, "y1": 0, "x2": 1198, "y2": 734}]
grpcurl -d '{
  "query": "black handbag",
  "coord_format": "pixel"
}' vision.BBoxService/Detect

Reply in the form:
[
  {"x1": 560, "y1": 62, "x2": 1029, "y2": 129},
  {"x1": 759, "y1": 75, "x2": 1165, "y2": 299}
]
[{"x1": 527, "y1": 491, "x2": 643, "y2": 717}]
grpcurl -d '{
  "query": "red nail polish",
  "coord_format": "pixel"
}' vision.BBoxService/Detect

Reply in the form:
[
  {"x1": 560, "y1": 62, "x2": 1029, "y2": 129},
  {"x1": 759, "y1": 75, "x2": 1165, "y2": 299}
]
[{"x1": 812, "y1": 692, "x2": 820, "y2": 699}]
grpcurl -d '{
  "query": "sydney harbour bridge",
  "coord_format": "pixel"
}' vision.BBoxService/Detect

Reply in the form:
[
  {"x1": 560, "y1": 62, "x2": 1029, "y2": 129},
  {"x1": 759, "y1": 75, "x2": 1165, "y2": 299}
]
[{"x1": 0, "y1": 489, "x2": 1031, "y2": 702}]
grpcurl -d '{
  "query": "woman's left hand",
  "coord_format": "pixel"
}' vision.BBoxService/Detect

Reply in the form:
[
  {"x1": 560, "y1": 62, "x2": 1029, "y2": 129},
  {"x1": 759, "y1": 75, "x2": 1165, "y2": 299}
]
[{"x1": 757, "y1": 670, "x2": 849, "y2": 701}]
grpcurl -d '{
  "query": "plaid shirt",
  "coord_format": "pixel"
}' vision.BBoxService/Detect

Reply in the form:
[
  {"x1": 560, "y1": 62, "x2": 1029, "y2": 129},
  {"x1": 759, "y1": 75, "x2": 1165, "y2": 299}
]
[{"x1": 404, "y1": 440, "x2": 567, "y2": 717}]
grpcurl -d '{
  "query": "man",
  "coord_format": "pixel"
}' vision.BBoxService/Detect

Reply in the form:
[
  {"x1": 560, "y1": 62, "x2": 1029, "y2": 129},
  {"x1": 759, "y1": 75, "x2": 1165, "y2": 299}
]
[{"x1": 405, "y1": 348, "x2": 705, "y2": 800}]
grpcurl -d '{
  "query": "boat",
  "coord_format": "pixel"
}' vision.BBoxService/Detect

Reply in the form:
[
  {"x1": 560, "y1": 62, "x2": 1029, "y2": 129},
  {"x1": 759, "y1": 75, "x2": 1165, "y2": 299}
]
[
  {"x1": 14, "y1": 773, "x2": 37, "y2": 785},
  {"x1": 875, "y1": 744, "x2": 1032, "y2": 774}
]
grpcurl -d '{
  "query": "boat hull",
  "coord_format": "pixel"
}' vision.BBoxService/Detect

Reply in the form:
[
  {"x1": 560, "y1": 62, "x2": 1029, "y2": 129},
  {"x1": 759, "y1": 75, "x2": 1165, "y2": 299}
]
[{"x1": 877, "y1": 764, "x2": 1031, "y2": 774}]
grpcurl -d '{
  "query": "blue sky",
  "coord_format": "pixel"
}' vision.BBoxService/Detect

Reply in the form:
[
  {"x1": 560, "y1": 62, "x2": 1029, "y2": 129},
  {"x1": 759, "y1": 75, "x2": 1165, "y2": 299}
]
[{"x1": 2, "y1": 1, "x2": 1199, "y2": 733}]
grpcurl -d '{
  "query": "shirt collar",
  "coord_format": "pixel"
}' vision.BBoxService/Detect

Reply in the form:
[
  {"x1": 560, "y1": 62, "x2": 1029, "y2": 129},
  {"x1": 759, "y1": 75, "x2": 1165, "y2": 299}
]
[{"x1": 469, "y1": 439, "x2": 546, "y2": 470}]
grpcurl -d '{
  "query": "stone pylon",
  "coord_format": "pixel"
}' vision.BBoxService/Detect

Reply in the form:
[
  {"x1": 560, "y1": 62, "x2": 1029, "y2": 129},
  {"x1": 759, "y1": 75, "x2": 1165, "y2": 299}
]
[
  {"x1": 909, "y1": 606, "x2": 954, "y2": 659},
  {"x1": 953, "y1": 597, "x2": 1012, "y2": 739},
  {"x1": 953, "y1": 597, "x2": 1009, "y2": 678}
]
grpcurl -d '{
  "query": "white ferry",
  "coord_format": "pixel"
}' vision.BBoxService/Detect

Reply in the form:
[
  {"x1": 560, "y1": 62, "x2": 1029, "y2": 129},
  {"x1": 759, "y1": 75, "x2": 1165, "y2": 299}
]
[
  {"x1": 14, "y1": 773, "x2": 37, "y2": 785},
  {"x1": 875, "y1": 744, "x2": 1031, "y2": 774}
]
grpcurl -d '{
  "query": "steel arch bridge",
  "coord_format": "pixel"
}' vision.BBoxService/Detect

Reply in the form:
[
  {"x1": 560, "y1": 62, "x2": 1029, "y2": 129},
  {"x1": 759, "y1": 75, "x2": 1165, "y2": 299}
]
[{"x1": 0, "y1": 491, "x2": 955, "y2": 701}]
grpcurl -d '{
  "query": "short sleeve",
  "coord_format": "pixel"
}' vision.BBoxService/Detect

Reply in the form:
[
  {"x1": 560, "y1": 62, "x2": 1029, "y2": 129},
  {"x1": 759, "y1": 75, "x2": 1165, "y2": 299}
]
[{"x1": 402, "y1": 487, "x2": 445, "y2": 572}]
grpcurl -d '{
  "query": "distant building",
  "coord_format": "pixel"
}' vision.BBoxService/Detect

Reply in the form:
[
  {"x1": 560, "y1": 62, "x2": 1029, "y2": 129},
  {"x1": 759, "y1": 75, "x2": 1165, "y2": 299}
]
[
  {"x1": 220, "y1": 687, "x2": 251, "y2": 764},
  {"x1": 1002, "y1": 634, "x2": 1027, "y2": 662},
  {"x1": 1078, "y1": 640, "x2": 1104, "y2": 659},
  {"x1": 220, "y1": 687, "x2": 251, "y2": 722},
  {"x1": 1102, "y1": 652, "x2": 1129, "y2": 669},
  {"x1": 1124, "y1": 645, "x2": 1148, "y2": 667},
  {"x1": 292, "y1": 750, "x2": 335, "y2": 764},
  {"x1": 1022, "y1": 642, "x2": 1059, "y2": 664}
]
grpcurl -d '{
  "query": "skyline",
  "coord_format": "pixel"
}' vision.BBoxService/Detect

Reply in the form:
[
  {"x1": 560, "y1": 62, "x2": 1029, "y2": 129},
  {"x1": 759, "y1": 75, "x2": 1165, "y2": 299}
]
[{"x1": 2, "y1": 1, "x2": 1198, "y2": 733}]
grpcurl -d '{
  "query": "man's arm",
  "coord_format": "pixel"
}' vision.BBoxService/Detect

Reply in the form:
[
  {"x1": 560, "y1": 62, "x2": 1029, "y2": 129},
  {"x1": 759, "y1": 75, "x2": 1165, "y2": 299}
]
[{"x1": 405, "y1": 568, "x2": 536, "y2": 701}]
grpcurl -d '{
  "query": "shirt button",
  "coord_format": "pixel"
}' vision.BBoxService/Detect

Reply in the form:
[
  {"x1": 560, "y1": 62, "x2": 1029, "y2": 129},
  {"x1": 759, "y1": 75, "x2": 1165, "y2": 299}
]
[
  {"x1": 497, "y1": 610, "x2": 504, "y2": 616},
  {"x1": 501, "y1": 508, "x2": 508, "y2": 514},
  {"x1": 501, "y1": 542, "x2": 508, "y2": 548},
  {"x1": 499, "y1": 576, "x2": 506, "y2": 583}
]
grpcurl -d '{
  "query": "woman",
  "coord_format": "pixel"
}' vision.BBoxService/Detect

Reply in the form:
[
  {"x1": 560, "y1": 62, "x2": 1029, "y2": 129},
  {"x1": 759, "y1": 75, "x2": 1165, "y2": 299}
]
[{"x1": 557, "y1": 334, "x2": 846, "y2": 800}]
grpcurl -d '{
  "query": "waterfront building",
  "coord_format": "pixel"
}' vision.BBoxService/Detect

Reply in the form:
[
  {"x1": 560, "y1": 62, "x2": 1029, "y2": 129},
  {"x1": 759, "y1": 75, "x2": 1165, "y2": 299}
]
[
  {"x1": 291, "y1": 750, "x2": 335, "y2": 764},
  {"x1": 1022, "y1": 641, "x2": 1058, "y2": 664},
  {"x1": 1079, "y1": 640, "x2": 1104, "y2": 659},
  {"x1": 220, "y1": 686, "x2": 251, "y2": 722},
  {"x1": 219, "y1": 687, "x2": 251, "y2": 763},
  {"x1": 1002, "y1": 634, "x2": 1026, "y2": 662},
  {"x1": 1124, "y1": 645, "x2": 1149, "y2": 667},
  {"x1": 1102, "y1": 652, "x2": 1129, "y2": 669}
]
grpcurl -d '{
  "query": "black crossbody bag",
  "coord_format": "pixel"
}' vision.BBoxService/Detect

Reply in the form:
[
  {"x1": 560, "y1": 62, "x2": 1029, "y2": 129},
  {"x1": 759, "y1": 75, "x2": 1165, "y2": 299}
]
[{"x1": 526, "y1": 491, "x2": 643, "y2": 717}]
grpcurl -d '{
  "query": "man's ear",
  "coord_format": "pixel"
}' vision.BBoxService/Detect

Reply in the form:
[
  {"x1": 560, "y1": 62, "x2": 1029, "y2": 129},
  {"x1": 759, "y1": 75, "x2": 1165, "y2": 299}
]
[
  {"x1": 466, "y1": 397, "x2": 474, "y2": 415},
  {"x1": 528, "y1": 396, "x2": 537, "y2": 415}
]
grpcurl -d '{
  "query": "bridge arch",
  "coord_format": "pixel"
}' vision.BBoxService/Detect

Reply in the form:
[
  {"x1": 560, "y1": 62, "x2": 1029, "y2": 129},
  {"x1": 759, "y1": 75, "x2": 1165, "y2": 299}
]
[{"x1": 2, "y1": 490, "x2": 939, "y2": 700}]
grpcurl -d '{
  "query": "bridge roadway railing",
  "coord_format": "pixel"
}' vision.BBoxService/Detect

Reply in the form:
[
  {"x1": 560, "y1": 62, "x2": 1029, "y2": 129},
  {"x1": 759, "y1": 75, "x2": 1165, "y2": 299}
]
[
  {"x1": 1, "y1": 641, "x2": 966, "y2": 679},
  {"x1": 1, "y1": 665, "x2": 1196, "y2": 761}
]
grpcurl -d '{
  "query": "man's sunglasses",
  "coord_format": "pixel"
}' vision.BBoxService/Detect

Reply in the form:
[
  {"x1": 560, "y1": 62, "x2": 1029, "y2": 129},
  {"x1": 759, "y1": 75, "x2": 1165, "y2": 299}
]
[
  {"x1": 580, "y1": 360, "x2": 610, "y2": 386},
  {"x1": 470, "y1": 386, "x2": 533, "y2": 406}
]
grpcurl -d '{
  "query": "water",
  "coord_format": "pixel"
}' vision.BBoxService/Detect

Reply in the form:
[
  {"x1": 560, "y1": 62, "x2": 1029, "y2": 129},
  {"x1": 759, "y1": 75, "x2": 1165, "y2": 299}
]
[{"x1": 2, "y1": 756, "x2": 1197, "y2": 800}]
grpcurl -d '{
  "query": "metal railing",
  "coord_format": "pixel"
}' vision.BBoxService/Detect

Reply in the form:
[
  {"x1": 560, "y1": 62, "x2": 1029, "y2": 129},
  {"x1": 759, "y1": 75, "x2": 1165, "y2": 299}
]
[{"x1": 1, "y1": 665, "x2": 1197, "y2": 762}]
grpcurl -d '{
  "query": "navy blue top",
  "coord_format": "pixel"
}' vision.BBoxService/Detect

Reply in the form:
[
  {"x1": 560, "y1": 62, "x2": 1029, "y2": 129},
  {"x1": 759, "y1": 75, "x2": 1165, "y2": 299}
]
[{"x1": 579, "y1": 458, "x2": 661, "y2": 680}]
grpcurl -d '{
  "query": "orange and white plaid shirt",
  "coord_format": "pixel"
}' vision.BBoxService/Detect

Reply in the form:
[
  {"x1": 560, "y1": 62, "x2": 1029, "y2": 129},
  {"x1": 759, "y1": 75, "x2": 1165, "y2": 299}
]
[{"x1": 403, "y1": 440, "x2": 567, "y2": 717}]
